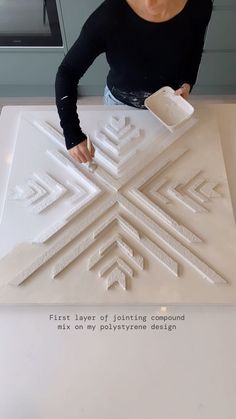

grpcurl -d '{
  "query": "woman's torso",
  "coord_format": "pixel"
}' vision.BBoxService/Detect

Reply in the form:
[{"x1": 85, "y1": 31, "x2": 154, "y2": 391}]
[{"x1": 84, "y1": 0, "x2": 213, "y2": 107}]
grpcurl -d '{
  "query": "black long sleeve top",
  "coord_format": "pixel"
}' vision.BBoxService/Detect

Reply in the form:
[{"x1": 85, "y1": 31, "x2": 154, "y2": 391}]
[{"x1": 55, "y1": 0, "x2": 213, "y2": 150}]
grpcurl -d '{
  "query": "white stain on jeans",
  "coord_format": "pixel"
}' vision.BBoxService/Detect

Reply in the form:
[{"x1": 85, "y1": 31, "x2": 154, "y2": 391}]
[{"x1": 104, "y1": 86, "x2": 152, "y2": 109}]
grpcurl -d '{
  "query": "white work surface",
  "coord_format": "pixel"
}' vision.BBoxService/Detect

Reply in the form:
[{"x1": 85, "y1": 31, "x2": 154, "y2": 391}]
[
  {"x1": 0, "y1": 103, "x2": 236, "y2": 418},
  {"x1": 0, "y1": 304, "x2": 236, "y2": 419}
]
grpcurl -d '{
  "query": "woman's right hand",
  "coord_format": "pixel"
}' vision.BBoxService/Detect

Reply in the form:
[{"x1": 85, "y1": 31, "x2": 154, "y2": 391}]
[{"x1": 68, "y1": 139, "x2": 95, "y2": 163}]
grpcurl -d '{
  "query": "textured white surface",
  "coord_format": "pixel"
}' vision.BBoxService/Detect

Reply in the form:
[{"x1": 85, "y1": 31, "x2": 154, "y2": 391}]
[
  {"x1": 1, "y1": 101, "x2": 236, "y2": 419},
  {"x1": 167, "y1": 181, "x2": 208, "y2": 213},
  {"x1": 0, "y1": 105, "x2": 235, "y2": 304}
]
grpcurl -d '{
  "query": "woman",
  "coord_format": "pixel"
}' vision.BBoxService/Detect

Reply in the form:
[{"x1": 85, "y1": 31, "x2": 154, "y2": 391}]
[{"x1": 55, "y1": 0, "x2": 213, "y2": 163}]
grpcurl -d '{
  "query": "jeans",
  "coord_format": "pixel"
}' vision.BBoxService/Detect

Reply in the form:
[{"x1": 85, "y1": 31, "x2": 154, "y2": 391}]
[{"x1": 103, "y1": 85, "x2": 125, "y2": 105}]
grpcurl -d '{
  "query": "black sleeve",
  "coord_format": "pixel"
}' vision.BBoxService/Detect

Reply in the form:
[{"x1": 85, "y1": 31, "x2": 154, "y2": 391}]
[
  {"x1": 55, "y1": 12, "x2": 106, "y2": 150},
  {"x1": 180, "y1": 0, "x2": 213, "y2": 90}
]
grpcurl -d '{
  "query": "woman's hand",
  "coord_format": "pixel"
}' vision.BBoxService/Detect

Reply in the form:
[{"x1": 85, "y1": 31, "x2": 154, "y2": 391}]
[
  {"x1": 175, "y1": 83, "x2": 191, "y2": 100},
  {"x1": 68, "y1": 139, "x2": 95, "y2": 163}
]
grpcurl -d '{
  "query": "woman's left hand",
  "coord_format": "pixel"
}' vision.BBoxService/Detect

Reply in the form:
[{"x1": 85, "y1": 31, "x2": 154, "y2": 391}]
[{"x1": 175, "y1": 83, "x2": 191, "y2": 100}]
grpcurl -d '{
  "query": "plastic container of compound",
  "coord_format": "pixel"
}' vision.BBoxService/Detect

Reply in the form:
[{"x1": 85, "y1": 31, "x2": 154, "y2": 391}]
[{"x1": 144, "y1": 86, "x2": 194, "y2": 132}]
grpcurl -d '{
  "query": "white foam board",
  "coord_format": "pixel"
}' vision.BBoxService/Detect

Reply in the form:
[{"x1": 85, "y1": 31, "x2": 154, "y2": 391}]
[{"x1": 0, "y1": 105, "x2": 235, "y2": 304}]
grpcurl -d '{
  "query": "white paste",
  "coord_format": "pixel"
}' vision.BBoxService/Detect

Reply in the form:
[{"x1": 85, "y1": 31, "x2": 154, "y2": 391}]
[
  {"x1": 132, "y1": 188, "x2": 201, "y2": 243},
  {"x1": 89, "y1": 234, "x2": 143, "y2": 270},
  {"x1": 187, "y1": 175, "x2": 209, "y2": 203},
  {"x1": 200, "y1": 182, "x2": 221, "y2": 198},
  {"x1": 167, "y1": 182, "x2": 208, "y2": 213},
  {"x1": 99, "y1": 256, "x2": 133, "y2": 278},
  {"x1": 106, "y1": 267, "x2": 126, "y2": 290},
  {"x1": 118, "y1": 193, "x2": 227, "y2": 285},
  {"x1": 10, "y1": 196, "x2": 117, "y2": 285},
  {"x1": 149, "y1": 177, "x2": 170, "y2": 205}
]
